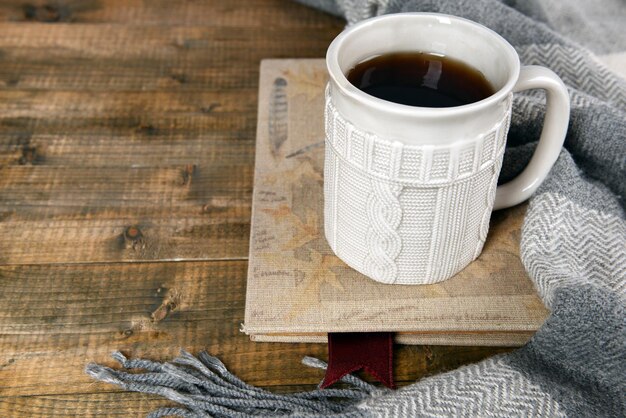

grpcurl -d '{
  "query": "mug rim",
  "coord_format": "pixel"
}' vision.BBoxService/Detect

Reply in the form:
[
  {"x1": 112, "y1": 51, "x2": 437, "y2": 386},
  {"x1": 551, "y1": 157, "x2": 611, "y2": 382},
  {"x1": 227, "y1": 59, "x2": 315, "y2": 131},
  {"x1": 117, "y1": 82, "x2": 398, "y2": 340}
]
[{"x1": 326, "y1": 12, "x2": 520, "y2": 118}]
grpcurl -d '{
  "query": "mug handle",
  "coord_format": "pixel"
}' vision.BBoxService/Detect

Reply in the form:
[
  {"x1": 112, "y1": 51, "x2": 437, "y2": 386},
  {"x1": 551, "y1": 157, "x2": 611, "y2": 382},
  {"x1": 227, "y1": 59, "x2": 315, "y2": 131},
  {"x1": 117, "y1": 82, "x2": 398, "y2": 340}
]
[{"x1": 493, "y1": 65, "x2": 570, "y2": 210}]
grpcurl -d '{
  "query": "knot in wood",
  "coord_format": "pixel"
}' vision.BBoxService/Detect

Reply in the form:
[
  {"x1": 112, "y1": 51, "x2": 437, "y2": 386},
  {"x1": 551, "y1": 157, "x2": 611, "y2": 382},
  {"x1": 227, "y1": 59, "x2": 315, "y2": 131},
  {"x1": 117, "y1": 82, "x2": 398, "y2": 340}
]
[
  {"x1": 124, "y1": 225, "x2": 143, "y2": 241},
  {"x1": 23, "y1": 4, "x2": 68, "y2": 22},
  {"x1": 137, "y1": 124, "x2": 158, "y2": 136},
  {"x1": 200, "y1": 103, "x2": 220, "y2": 113},
  {"x1": 170, "y1": 73, "x2": 187, "y2": 84},
  {"x1": 18, "y1": 146, "x2": 38, "y2": 165},
  {"x1": 151, "y1": 289, "x2": 181, "y2": 324},
  {"x1": 181, "y1": 164, "x2": 196, "y2": 186}
]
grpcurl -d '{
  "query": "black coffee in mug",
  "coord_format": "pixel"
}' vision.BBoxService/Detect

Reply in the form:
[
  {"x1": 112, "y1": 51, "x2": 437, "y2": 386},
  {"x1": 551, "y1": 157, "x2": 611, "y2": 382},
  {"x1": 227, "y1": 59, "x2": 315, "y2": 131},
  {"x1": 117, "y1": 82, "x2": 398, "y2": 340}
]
[{"x1": 347, "y1": 52, "x2": 495, "y2": 108}]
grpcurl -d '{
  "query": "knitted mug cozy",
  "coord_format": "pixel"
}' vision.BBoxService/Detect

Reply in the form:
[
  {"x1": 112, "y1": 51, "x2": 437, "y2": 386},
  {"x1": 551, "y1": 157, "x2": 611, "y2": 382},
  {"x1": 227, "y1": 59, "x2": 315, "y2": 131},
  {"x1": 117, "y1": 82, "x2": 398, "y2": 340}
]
[{"x1": 324, "y1": 87, "x2": 512, "y2": 284}]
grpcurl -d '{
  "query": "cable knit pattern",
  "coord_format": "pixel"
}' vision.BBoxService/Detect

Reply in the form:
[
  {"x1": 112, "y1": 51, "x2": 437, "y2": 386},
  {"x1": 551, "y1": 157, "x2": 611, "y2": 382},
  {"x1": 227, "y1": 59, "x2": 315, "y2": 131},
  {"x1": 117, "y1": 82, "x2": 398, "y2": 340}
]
[
  {"x1": 324, "y1": 86, "x2": 512, "y2": 284},
  {"x1": 364, "y1": 179, "x2": 403, "y2": 283}
]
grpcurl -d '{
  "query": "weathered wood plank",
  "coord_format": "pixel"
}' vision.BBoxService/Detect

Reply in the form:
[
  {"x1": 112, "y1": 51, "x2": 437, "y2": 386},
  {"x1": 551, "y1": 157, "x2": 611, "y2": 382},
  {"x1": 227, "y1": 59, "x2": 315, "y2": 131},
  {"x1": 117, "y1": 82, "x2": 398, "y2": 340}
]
[
  {"x1": 0, "y1": 23, "x2": 339, "y2": 50},
  {"x1": 0, "y1": 24, "x2": 340, "y2": 91},
  {"x1": 0, "y1": 0, "x2": 342, "y2": 28},
  {"x1": 0, "y1": 14, "x2": 339, "y2": 267},
  {"x1": 0, "y1": 392, "x2": 175, "y2": 417},
  {"x1": 0, "y1": 261, "x2": 511, "y2": 399},
  {"x1": 0, "y1": 135, "x2": 254, "y2": 167},
  {"x1": 0, "y1": 90, "x2": 257, "y2": 166},
  {"x1": 0, "y1": 91, "x2": 257, "y2": 116},
  {"x1": 0, "y1": 165, "x2": 252, "y2": 264},
  {"x1": 0, "y1": 165, "x2": 251, "y2": 202},
  {"x1": 0, "y1": 114, "x2": 256, "y2": 139}
]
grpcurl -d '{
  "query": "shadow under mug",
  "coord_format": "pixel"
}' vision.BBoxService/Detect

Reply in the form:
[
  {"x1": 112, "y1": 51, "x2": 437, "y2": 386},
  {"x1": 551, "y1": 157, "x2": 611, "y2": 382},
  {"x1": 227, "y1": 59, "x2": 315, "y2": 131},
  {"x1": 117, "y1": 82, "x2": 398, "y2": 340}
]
[{"x1": 323, "y1": 13, "x2": 570, "y2": 285}]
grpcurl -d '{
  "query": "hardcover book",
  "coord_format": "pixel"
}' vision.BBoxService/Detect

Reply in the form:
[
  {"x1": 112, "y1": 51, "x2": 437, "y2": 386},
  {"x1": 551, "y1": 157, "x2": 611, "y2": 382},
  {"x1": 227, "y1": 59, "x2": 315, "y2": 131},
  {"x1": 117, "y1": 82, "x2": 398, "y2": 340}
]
[{"x1": 242, "y1": 59, "x2": 548, "y2": 346}]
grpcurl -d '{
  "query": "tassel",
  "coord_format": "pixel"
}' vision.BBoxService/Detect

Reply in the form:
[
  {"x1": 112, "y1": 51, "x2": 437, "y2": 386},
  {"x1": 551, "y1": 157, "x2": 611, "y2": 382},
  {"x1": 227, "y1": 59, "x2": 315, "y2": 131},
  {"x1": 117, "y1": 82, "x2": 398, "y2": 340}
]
[{"x1": 85, "y1": 350, "x2": 385, "y2": 417}]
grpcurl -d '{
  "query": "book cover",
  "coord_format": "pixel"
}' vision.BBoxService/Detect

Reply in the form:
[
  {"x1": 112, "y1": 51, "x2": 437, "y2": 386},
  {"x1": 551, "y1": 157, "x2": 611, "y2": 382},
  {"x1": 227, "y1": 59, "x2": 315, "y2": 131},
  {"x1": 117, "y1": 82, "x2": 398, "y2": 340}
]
[{"x1": 243, "y1": 59, "x2": 548, "y2": 346}]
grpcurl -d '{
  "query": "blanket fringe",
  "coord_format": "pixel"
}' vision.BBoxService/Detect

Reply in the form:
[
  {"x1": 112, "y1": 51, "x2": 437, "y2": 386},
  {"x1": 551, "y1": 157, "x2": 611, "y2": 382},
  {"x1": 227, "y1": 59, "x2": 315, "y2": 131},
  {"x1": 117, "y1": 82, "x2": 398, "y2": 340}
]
[{"x1": 85, "y1": 350, "x2": 384, "y2": 417}]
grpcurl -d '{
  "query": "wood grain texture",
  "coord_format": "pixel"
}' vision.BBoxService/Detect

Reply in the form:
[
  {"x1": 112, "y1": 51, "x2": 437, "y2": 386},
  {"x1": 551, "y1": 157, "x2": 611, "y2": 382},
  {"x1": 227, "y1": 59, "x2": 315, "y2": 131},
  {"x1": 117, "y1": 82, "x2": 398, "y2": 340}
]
[
  {"x1": 0, "y1": 24, "x2": 337, "y2": 90},
  {"x1": 0, "y1": 0, "x2": 515, "y2": 415},
  {"x1": 0, "y1": 7, "x2": 337, "y2": 265},
  {"x1": 0, "y1": 393, "x2": 175, "y2": 417},
  {"x1": 0, "y1": 0, "x2": 337, "y2": 27},
  {"x1": 0, "y1": 164, "x2": 252, "y2": 263}
]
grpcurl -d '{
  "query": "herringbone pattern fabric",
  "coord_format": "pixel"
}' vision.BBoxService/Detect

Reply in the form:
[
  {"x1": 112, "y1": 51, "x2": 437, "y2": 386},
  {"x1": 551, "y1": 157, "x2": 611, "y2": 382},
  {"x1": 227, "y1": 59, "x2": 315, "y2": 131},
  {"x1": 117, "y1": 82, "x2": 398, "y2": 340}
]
[
  {"x1": 358, "y1": 357, "x2": 566, "y2": 417},
  {"x1": 517, "y1": 44, "x2": 626, "y2": 108},
  {"x1": 522, "y1": 192, "x2": 626, "y2": 307}
]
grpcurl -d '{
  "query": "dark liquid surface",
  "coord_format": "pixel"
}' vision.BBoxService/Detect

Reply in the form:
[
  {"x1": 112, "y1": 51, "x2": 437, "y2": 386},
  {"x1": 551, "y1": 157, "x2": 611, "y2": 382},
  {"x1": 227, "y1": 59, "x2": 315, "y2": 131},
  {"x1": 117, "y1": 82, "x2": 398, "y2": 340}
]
[{"x1": 347, "y1": 52, "x2": 495, "y2": 108}]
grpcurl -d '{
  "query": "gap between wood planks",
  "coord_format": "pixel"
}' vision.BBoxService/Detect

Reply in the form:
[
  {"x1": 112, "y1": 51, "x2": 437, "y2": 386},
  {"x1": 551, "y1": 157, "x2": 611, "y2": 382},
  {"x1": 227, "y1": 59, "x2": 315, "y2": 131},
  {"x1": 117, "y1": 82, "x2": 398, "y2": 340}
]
[{"x1": 0, "y1": 257, "x2": 249, "y2": 267}]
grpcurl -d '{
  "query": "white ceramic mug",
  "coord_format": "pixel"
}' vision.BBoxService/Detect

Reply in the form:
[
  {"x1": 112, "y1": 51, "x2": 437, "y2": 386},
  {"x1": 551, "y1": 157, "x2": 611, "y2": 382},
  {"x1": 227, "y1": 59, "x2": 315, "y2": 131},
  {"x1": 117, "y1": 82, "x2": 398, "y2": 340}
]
[{"x1": 324, "y1": 13, "x2": 570, "y2": 285}]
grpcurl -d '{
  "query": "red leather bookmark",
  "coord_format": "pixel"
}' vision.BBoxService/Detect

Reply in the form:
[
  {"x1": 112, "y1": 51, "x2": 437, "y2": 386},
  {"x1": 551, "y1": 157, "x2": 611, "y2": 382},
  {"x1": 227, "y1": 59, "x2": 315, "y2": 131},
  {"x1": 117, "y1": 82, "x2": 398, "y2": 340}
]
[{"x1": 321, "y1": 332, "x2": 395, "y2": 389}]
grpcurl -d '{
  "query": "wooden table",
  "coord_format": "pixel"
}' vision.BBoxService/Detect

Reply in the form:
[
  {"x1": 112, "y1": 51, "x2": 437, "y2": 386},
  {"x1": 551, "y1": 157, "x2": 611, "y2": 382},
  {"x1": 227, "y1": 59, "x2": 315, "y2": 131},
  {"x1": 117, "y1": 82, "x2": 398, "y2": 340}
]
[{"x1": 0, "y1": 1, "x2": 511, "y2": 415}]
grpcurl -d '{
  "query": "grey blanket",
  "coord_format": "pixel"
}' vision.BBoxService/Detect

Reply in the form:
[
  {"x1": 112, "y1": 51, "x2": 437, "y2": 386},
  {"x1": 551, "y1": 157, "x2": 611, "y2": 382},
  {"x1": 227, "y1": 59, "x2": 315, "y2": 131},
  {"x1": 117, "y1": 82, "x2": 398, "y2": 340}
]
[{"x1": 87, "y1": 1, "x2": 625, "y2": 416}]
